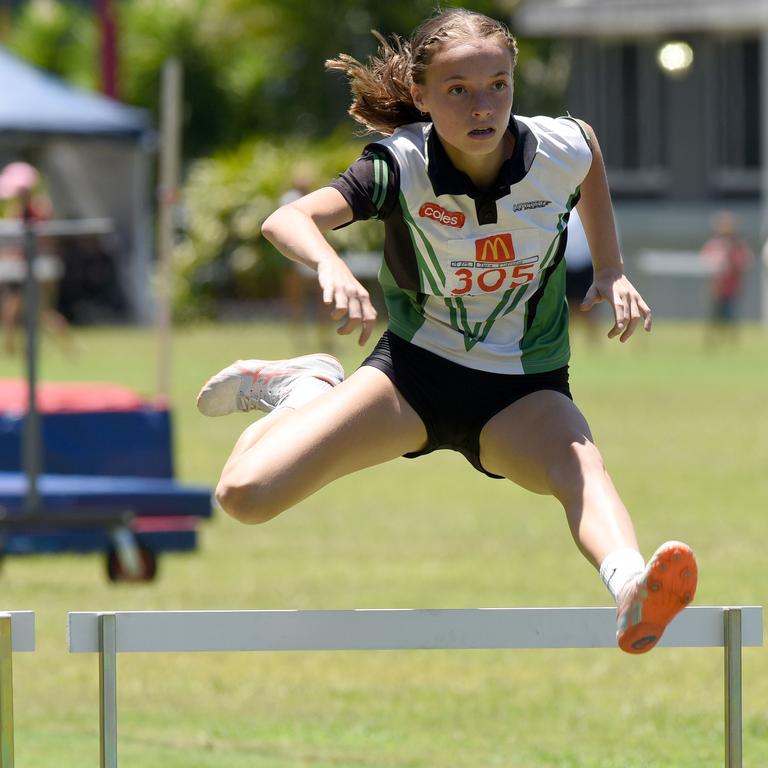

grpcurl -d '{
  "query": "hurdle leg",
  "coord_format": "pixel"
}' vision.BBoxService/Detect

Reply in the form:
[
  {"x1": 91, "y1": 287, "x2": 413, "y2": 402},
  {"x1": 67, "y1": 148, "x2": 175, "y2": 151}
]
[
  {"x1": 0, "y1": 613, "x2": 14, "y2": 768},
  {"x1": 724, "y1": 607, "x2": 742, "y2": 768},
  {"x1": 99, "y1": 613, "x2": 118, "y2": 768}
]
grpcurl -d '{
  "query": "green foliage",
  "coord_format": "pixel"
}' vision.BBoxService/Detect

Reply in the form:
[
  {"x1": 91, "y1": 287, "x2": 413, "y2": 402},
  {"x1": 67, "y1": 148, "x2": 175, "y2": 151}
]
[
  {"x1": 118, "y1": 0, "x2": 284, "y2": 158},
  {"x1": 1, "y1": 1, "x2": 562, "y2": 159},
  {"x1": 233, "y1": 0, "x2": 544, "y2": 137},
  {"x1": 174, "y1": 135, "x2": 383, "y2": 320},
  {"x1": 116, "y1": 0, "x2": 541, "y2": 153},
  {"x1": 3, "y1": 0, "x2": 97, "y2": 90},
  {"x1": 514, "y1": 38, "x2": 569, "y2": 117}
]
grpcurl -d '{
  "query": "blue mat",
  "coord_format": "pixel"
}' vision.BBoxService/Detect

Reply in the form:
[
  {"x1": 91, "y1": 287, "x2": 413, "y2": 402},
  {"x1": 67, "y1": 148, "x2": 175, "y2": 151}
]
[
  {"x1": 1, "y1": 528, "x2": 198, "y2": 556},
  {"x1": 0, "y1": 472, "x2": 212, "y2": 519},
  {"x1": 0, "y1": 409, "x2": 175, "y2": 478},
  {"x1": 0, "y1": 397, "x2": 213, "y2": 563},
  {"x1": 0, "y1": 472, "x2": 212, "y2": 557}
]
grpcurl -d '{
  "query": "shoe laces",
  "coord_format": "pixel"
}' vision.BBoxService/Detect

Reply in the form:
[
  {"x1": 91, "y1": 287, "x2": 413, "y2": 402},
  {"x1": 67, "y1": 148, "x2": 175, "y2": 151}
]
[{"x1": 238, "y1": 367, "x2": 298, "y2": 412}]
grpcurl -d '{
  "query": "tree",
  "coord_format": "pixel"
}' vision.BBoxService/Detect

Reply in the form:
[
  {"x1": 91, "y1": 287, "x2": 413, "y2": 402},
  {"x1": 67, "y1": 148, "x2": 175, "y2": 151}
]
[{"x1": 2, "y1": 1, "x2": 563, "y2": 160}]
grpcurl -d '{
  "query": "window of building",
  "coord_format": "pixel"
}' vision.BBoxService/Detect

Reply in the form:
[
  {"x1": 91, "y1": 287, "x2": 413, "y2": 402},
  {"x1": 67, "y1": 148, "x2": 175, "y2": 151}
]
[
  {"x1": 708, "y1": 38, "x2": 761, "y2": 194},
  {"x1": 569, "y1": 40, "x2": 668, "y2": 195}
]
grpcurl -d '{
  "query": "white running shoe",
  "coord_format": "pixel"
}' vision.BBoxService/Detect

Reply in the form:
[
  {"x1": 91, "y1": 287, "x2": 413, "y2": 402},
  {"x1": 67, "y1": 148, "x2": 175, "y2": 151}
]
[{"x1": 196, "y1": 353, "x2": 344, "y2": 416}]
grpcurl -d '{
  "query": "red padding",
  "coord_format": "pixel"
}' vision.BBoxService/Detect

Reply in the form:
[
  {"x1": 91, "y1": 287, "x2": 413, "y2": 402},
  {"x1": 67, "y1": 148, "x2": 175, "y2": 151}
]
[
  {"x1": 132, "y1": 516, "x2": 201, "y2": 533},
  {"x1": 0, "y1": 379, "x2": 148, "y2": 414}
]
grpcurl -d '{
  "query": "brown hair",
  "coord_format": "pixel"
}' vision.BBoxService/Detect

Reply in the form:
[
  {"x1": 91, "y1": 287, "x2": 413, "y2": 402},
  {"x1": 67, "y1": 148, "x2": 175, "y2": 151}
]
[{"x1": 325, "y1": 8, "x2": 518, "y2": 136}]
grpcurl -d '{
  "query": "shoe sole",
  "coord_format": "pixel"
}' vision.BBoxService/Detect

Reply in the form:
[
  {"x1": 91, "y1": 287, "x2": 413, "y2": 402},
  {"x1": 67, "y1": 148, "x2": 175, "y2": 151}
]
[{"x1": 618, "y1": 541, "x2": 698, "y2": 654}]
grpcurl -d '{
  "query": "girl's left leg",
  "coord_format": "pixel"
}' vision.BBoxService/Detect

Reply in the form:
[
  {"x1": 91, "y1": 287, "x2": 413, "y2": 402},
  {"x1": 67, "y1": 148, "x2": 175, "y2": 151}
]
[
  {"x1": 478, "y1": 390, "x2": 697, "y2": 654},
  {"x1": 479, "y1": 389, "x2": 637, "y2": 566}
]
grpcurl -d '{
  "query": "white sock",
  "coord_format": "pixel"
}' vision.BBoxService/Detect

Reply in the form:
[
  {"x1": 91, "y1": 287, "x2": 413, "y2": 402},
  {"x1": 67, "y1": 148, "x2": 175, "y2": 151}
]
[
  {"x1": 599, "y1": 548, "x2": 646, "y2": 603},
  {"x1": 277, "y1": 376, "x2": 334, "y2": 412}
]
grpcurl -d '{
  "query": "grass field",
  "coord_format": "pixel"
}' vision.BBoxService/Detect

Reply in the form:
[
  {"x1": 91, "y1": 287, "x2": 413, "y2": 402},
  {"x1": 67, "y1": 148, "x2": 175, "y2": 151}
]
[{"x1": 0, "y1": 319, "x2": 766, "y2": 767}]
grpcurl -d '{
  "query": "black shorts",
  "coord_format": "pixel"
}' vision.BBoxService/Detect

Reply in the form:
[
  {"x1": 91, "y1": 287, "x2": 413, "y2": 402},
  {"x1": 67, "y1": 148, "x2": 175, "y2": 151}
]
[{"x1": 361, "y1": 330, "x2": 572, "y2": 478}]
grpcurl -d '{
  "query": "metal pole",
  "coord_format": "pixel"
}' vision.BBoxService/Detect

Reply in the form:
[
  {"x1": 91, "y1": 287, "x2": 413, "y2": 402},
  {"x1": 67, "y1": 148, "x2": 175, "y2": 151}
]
[
  {"x1": 21, "y1": 200, "x2": 41, "y2": 515},
  {"x1": 99, "y1": 613, "x2": 118, "y2": 768},
  {"x1": 760, "y1": 32, "x2": 768, "y2": 325},
  {"x1": 0, "y1": 614, "x2": 14, "y2": 768},
  {"x1": 156, "y1": 58, "x2": 182, "y2": 403},
  {"x1": 724, "y1": 607, "x2": 743, "y2": 768},
  {"x1": 96, "y1": 0, "x2": 118, "y2": 99}
]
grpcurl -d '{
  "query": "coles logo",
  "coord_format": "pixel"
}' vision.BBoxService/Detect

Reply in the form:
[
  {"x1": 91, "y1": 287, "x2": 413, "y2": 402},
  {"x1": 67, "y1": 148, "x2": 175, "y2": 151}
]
[
  {"x1": 419, "y1": 202, "x2": 465, "y2": 228},
  {"x1": 475, "y1": 233, "x2": 515, "y2": 263}
]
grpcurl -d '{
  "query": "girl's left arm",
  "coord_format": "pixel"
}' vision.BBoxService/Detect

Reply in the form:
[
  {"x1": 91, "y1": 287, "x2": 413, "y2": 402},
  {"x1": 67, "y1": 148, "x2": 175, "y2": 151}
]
[{"x1": 574, "y1": 119, "x2": 652, "y2": 342}]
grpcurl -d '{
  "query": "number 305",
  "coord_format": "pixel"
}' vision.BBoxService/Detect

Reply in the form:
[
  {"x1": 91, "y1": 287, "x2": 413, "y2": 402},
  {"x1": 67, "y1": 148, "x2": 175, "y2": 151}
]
[{"x1": 451, "y1": 263, "x2": 535, "y2": 295}]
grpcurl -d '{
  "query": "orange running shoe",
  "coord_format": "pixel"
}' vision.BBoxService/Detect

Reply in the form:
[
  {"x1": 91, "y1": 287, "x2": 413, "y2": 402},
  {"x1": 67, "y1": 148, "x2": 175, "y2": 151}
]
[{"x1": 616, "y1": 541, "x2": 697, "y2": 654}]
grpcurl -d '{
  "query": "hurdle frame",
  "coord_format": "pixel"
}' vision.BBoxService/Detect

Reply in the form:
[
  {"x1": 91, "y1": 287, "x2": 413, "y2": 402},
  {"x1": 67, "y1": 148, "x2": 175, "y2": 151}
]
[
  {"x1": 67, "y1": 606, "x2": 763, "y2": 768},
  {"x1": 0, "y1": 611, "x2": 35, "y2": 768}
]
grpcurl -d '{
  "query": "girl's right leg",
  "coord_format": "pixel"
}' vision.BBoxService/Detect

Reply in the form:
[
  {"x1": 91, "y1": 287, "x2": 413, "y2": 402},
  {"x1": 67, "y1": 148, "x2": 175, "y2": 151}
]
[{"x1": 212, "y1": 365, "x2": 428, "y2": 524}]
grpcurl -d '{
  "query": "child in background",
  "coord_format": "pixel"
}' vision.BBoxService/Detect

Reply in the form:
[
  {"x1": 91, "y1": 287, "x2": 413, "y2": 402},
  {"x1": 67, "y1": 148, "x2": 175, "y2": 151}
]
[
  {"x1": 700, "y1": 210, "x2": 753, "y2": 341},
  {"x1": 0, "y1": 161, "x2": 70, "y2": 355}
]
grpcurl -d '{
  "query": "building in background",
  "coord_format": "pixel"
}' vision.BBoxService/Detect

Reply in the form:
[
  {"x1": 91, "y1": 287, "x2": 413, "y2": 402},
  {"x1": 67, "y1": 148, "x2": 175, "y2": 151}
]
[{"x1": 515, "y1": 0, "x2": 767, "y2": 321}]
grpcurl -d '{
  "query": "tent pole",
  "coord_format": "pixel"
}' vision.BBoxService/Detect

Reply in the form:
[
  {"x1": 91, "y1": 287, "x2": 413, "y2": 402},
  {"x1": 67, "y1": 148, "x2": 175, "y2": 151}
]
[{"x1": 21, "y1": 197, "x2": 41, "y2": 514}]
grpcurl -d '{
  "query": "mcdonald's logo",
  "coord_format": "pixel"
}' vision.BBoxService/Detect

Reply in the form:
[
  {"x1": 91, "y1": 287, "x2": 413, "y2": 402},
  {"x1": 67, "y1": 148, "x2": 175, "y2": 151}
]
[{"x1": 474, "y1": 233, "x2": 515, "y2": 263}]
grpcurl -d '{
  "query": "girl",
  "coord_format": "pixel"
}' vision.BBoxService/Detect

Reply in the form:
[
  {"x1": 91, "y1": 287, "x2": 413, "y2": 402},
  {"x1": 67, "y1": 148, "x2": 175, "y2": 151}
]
[{"x1": 197, "y1": 9, "x2": 697, "y2": 654}]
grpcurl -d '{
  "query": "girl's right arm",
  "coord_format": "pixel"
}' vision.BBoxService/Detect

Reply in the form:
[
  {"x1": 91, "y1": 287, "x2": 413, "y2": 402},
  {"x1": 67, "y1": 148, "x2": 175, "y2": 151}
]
[{"x1": 262, "y1": 187, "x2": 377, "y2": 345}]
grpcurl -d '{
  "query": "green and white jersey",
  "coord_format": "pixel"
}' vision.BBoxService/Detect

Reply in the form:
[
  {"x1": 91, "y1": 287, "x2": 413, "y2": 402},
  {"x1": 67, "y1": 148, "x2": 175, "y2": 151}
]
[{"x1": 328, "y1": 114, "x2": 593, "y2": 374}]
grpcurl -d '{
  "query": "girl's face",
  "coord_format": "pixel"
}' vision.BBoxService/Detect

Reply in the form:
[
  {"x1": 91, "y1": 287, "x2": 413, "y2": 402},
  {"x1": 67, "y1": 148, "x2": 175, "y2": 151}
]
[{"x1": 411, "y1": 38, "x2": 514, "y2": 169}]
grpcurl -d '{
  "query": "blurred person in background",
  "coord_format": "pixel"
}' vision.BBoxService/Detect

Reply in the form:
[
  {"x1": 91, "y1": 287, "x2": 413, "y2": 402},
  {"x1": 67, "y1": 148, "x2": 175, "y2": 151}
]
[
  {"x1": 0, "y1": 161, "x2": 71, "y2": 356},
  {"x1": 699, "y1": 210, "x2": 753, "y2": 344},
  {"x1": 762, "y1": 236, "x2": 768, "y2": 328}
]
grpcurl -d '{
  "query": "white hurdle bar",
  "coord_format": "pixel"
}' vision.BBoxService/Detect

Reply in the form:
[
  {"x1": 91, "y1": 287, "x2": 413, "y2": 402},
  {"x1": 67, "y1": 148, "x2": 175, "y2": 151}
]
[
  {"x1": 0, "y1": 612, "x2": 35, "y2": 768},
  {"x1": 68, "y1": 606, "x2": 763, "y2": 768}
]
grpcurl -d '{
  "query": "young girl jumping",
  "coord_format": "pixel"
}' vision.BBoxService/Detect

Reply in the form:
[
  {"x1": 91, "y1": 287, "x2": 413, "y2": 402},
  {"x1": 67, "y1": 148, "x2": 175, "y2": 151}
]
[{"x1": 197, "y1": 8, "x2": 697, "y2": 654}]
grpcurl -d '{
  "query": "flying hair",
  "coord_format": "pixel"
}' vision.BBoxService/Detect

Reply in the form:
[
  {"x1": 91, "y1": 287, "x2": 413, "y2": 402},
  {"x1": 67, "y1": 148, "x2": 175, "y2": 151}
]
[{"x1": 325, "y1": 8, "x2": 518, "y2": 136}]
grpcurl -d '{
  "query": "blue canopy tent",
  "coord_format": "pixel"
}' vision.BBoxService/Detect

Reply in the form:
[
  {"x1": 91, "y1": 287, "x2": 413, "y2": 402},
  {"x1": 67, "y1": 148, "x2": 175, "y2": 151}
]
[
  {"x1": 0, "y1": 49, "x2": 213, "y2": 581},
  {"x1": 0, "y1": 46, "x2": 148, "y2": 137},
  {"x1": 0, "y1": 45, "x2": 154, "y2": 322}
]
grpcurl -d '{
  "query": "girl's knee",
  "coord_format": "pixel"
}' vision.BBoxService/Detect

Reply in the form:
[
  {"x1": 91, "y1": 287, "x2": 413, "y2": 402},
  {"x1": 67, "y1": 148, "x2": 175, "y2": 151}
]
[
  {"x1": 215, "y1": 476, "x2": 284, "y2": 525},
  {"x1": 547, "y1": 441, "x2": 606, "y2": 497}
]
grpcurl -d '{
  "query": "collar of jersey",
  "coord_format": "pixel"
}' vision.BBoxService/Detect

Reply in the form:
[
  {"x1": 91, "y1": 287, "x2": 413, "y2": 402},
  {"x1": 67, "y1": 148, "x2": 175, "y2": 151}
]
[{"x1": 425, "y1": 114, "x2": 537, "y2": 200}]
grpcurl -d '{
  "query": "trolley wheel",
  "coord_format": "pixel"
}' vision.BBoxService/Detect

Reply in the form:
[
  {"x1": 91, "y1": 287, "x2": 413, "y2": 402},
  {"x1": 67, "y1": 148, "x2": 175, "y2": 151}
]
[{"x1": 105, "y1": 544, "x2": 158, "y2": 583}]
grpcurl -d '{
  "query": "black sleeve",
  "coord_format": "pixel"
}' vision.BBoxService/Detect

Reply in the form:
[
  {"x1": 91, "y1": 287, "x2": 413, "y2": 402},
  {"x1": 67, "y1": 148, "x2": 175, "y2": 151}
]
[{"x1": 326, "y1": 145, "x2": 400, "y2": 224}]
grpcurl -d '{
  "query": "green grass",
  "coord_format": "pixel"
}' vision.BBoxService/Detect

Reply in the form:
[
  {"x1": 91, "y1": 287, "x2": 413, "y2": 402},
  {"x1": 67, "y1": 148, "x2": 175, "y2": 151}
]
[{"x1": 1, "y1": 319, "x2": 767, "y2": 767}]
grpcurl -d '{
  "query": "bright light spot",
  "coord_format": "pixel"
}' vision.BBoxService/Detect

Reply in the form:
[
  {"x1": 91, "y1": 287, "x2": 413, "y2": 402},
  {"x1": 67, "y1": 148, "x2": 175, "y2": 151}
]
[{"x1": 657, "y1": 41, "x2": 694, "y2": 76}]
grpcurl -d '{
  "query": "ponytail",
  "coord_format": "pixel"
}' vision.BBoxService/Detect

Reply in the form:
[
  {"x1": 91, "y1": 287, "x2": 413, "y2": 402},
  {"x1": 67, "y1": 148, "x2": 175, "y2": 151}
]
[
  {"x1": 325, "y1": 32, "x2": 422, "y2": 136},
  {"x1": 327, "y1": 10, "x2": 518, "y2": 137}
]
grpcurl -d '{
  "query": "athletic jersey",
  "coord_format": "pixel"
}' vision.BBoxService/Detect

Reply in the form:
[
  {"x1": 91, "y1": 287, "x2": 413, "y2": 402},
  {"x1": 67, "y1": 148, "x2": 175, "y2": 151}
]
[{"x1": 328, "y1": 114, "x2": 593, "y2": 374}]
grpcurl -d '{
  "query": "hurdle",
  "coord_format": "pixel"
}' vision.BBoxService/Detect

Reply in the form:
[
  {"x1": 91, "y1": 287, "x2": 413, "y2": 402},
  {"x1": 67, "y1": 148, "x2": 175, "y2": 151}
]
[
  {"x1": 0, "y1": 611, "x2": 35, "y2": 768},
  {"x1": 68, "y1": 606, "x2": 763, "y2": 768}
]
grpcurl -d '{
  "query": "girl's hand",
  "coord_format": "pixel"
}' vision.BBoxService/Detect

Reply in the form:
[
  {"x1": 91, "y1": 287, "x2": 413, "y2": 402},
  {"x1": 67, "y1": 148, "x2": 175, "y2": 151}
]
[
  {"x1": 317, "y1": 256, "x2": 377, "y2": 346},
  {"x1": 580, "y1": 271, "x2": 652, "y2": 342}
]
